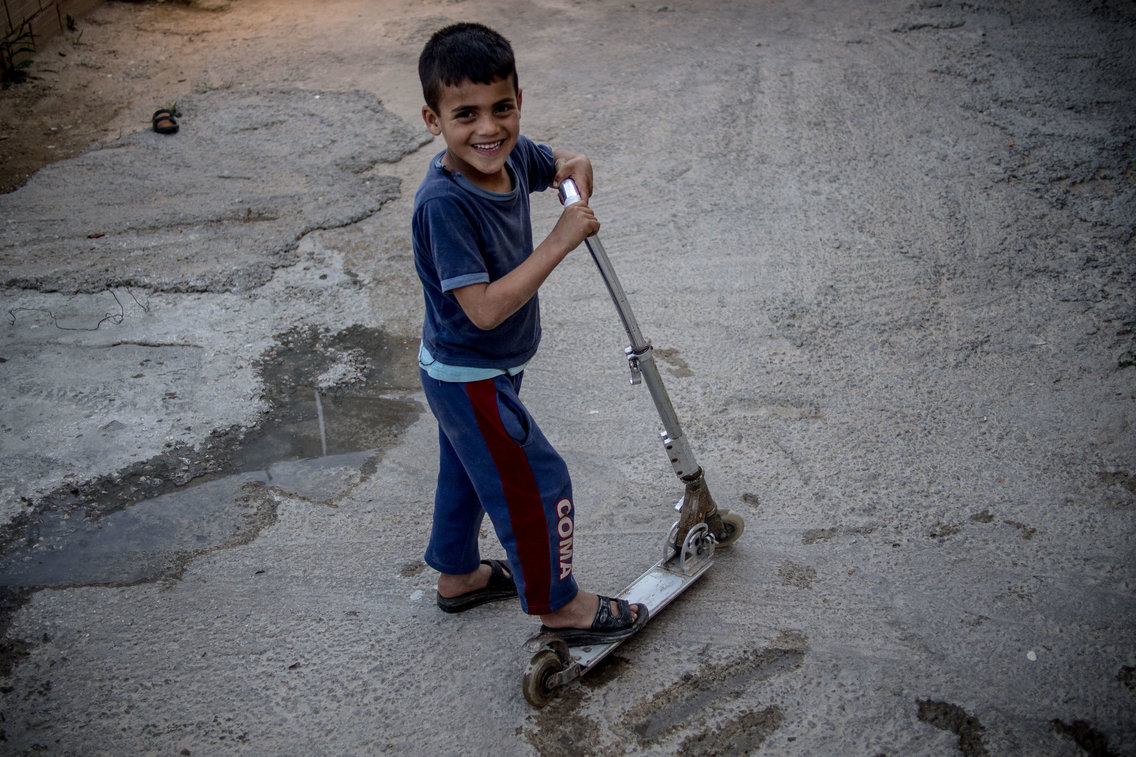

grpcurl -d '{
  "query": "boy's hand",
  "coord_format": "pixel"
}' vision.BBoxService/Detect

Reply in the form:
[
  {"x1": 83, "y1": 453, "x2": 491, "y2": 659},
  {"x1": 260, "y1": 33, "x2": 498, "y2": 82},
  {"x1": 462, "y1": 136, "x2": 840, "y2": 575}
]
[
  {"x1": 454, "y1": 191, "x2": 598, "y2": 332},
  {"x1": 552, "y1": 152, "x2": 594, "y2": 203},
  {"x1": 550, "y1": 201, "x2": 600, "y2": 252}
]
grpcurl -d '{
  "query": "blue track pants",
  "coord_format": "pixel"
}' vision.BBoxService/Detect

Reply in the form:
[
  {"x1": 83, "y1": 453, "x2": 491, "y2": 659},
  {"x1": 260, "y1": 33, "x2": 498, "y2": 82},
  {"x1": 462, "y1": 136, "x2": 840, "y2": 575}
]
[{"x1": 420, "y1": 369, "x2": 579, "y2": 615}]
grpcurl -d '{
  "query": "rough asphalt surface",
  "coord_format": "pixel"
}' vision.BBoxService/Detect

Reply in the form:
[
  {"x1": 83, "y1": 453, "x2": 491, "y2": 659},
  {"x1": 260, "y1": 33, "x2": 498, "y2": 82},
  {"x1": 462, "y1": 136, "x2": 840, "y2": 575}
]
[{"x1": 1, "y1": 0, "x2": 1134, "y2": 754}]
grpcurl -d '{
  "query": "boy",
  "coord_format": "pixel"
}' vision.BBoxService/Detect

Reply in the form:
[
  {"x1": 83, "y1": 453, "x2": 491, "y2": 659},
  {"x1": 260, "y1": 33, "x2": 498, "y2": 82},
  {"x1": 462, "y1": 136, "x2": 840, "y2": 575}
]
[{"x1": 413, "y1": 22, "x2": 647, "y2": 644}]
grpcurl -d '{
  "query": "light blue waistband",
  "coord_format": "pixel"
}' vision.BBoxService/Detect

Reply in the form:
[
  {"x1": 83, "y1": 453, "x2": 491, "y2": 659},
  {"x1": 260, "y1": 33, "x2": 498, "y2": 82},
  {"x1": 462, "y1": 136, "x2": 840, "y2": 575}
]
[{"x1": 418, "y1": 342, "x2": 529, "y2": 382}]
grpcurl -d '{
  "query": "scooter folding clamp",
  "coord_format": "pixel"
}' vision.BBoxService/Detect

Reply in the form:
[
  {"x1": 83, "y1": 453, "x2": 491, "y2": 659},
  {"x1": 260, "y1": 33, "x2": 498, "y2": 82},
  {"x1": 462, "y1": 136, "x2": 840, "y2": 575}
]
[{"x1": 624, "y1": 343, "x2": 651, "y2": 385}]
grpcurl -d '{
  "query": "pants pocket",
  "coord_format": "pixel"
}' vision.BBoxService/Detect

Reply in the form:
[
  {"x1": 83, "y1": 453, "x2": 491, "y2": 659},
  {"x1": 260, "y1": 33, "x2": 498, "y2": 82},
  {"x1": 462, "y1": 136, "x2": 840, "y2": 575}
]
[{"x1": 496, "y1": 386, "x2": 533, "y2": 445}]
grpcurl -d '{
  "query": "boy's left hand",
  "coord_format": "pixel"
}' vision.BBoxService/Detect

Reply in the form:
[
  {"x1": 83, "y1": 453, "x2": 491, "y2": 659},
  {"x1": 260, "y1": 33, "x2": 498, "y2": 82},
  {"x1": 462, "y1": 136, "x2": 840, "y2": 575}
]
[{"x1": 552, "y1": 153, "x2": 594, "y2": 203}]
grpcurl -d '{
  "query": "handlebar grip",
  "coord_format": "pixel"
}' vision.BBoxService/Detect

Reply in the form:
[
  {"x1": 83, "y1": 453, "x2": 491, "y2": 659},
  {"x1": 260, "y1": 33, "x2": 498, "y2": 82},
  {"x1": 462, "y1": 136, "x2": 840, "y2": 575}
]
[{"x1": 558, "y1": 177, "x2": 583, "y2": 207}]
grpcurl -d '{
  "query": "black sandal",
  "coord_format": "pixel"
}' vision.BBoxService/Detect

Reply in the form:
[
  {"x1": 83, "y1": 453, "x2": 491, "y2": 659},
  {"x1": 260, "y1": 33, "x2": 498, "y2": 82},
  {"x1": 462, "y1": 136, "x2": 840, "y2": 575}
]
[
  {"x1": 436, "y1": 559, "x2": 518, "y2": 613},
  {"x1": 152, "y1": 108, "x2": 179, "y2": 134},
  {"x1": 538, "y1": 595, "x2": 649, "y2": 646}
]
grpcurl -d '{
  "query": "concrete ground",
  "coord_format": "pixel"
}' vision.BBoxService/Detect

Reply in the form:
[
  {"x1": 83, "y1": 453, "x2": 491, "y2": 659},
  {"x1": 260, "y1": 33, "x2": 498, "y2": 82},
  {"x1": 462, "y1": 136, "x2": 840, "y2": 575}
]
[{"x1": 0, "y1": 0, "x2": 1133, "y2": 754}]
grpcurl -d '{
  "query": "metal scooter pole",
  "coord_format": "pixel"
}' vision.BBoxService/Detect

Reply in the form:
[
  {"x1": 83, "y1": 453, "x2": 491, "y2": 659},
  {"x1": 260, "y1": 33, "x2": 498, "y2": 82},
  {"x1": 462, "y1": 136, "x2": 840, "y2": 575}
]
[{"x1": 558, "y1": 178, "x2": 733, "y2": 547}]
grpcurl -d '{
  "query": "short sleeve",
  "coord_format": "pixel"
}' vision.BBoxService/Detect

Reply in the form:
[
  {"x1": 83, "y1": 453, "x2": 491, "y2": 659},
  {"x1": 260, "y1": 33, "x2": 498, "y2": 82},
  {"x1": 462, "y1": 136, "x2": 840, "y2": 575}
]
[
  {"x1": 416, "y1": 197, "x2": 491, "y2": 293},
  {"x1": 517, "y1": 138, "x2": 556, "y2": 194}
]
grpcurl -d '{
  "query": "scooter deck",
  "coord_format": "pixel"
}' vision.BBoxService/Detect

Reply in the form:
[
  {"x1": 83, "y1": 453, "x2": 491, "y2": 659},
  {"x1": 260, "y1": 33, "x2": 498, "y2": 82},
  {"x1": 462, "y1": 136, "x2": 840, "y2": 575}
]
[{"x1": 525, "y1": 545, "x2": 714, "y2": 672}]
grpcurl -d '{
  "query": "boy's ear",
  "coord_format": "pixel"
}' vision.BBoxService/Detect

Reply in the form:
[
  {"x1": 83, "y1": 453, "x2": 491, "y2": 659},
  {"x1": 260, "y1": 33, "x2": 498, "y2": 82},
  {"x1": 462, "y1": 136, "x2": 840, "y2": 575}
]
[{"x1": 422, "y1": 106, "x2": 443, "y2": 136}]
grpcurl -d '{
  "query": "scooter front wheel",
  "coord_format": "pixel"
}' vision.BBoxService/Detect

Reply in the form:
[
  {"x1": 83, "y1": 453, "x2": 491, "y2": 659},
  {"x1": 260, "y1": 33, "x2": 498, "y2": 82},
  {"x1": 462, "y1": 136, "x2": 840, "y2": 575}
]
[{"x1": 715, "y1": 510, "x2": 745, "y2": 547}]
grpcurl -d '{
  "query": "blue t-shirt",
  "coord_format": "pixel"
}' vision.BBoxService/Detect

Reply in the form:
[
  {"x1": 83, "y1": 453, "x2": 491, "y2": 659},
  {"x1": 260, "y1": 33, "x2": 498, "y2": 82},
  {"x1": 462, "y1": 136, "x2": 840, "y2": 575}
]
[{"x1": 412, "y1": 135, "x2": 556, "y2": 371}]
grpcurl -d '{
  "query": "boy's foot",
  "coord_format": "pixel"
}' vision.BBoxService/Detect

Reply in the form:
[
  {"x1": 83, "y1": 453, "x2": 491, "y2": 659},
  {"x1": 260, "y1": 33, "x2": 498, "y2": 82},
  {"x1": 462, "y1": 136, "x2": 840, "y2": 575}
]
[
  {"x1": 536, "y1": 591, "x2": 649, "y2": 645},
  {"x1": 436, "y1": 559, "x2": 518, "y2": 613}
]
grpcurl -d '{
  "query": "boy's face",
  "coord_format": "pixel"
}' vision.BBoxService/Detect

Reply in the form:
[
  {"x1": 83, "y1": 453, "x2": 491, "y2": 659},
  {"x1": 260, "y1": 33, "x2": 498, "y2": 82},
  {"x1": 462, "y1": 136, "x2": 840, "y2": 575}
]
[{"x1": 422, "y1": 76, "x2": 521, "y2": 190}]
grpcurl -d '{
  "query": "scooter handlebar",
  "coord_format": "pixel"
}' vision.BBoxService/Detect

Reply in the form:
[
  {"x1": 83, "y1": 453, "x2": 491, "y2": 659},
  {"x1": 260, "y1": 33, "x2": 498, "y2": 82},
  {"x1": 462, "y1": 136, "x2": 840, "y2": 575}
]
[{"x1": 558, "y1": 177, "x2": 583, "y2": 207}]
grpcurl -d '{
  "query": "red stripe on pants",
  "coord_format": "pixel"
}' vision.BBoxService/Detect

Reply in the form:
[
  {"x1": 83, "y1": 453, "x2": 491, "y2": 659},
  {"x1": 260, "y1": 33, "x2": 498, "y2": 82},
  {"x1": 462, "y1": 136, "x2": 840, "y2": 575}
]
[{"x1": 465, "y1": 380, "x2": 553, "y2": 613}]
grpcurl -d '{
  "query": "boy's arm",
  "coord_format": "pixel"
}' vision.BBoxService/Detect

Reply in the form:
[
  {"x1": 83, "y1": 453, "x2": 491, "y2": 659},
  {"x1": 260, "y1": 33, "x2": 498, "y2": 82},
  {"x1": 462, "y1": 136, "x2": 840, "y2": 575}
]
[
  {"x1": 453, "y1": 195, "x2": 599, "y2": 331},
  {"x1": 551, "y1": 149, "x2": 594, "y2": 203}
]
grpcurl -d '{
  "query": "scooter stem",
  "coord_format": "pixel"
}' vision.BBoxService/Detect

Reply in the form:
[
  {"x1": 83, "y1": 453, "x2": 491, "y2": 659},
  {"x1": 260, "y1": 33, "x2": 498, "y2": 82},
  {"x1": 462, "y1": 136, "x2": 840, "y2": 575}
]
[{"x1": 559, "y1": 178, "x2": 701, "y2": 483}]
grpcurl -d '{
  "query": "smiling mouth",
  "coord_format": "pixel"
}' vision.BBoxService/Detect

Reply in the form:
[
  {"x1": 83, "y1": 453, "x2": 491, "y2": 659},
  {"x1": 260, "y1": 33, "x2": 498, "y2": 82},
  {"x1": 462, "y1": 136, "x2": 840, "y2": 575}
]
[{"x1": 472, "y1": 140, "x2": 504, "y2": 153}]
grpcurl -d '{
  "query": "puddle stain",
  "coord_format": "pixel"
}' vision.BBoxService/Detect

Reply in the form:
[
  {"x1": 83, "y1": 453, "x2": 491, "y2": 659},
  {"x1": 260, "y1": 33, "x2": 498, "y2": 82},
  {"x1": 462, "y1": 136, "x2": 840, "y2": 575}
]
[
  {"x1": 620, "y1": 638, "x2": 807, "y2": 745},
  {"x1": 0, "y1": 459, "x2": 378, "y2": 588},
  {"x1": 1052, "y1": 718, "x2": 1120, "y2": 756},
  {"x1": 1118, "y1": 665, "x2": 1136, "y2": 691},
  {"x1": 928, "y1": 521, "x2": 964, "y2": 541},
  {"x1": 0, "y1": 325, "x2": 421, "y2": 594},
  {"x1": 525, "y1": 686, "x2": 605, "y2": 757},
  {"x1": 802, "y1": 524, "x2": 877, "y2": 545},
  {"x1": 1096, "y1": 469, "x2": 1135, "y2": 495},
  {"x1": 778, "y1": 561, "x2": 817, "y2": 589},
  {"x1": 916, "y1": 699, "x2": 988, "y2": 757},
  {"x1": 523, "y1": 656, "x2": 636, "y2": 757},
  {"x1": 653, "y1": 347, "x2": 694, "y2": 378},
  {"x1": 0, "y1": 626, "x2": 33, "y2": 676},
  {"x1": 678, "y1": 705, "x2": 784, "y2": 756},
  {"x1": 1003, "y1": 519, "x2": 1037, "y2": 540},
  {"x1": 399, "y1": 560, "x2": 427, "y2": 578},
  {"x1": 802, "y1": 527, "x2": 838, "y2": 544},
  {"x1": 521, "y1": 632, "x2": 806, "y2": 754},
  {"x1": 969, "y1": 511, "x2": 1038, "y2": 539},
  {"x1": 246, "y1": 324, "x2": 420, "y2": 469}
]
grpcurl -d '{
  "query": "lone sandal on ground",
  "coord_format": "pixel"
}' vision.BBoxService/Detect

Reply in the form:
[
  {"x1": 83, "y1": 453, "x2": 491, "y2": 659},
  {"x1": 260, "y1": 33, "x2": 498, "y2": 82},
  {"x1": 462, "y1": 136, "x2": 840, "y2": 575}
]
[
  {"x1": 152, "y1": 108, "x2": 179, "y2": 134},
  {"x1": 539, "y1": 596, "x2": 649, "y2": 646},
  {"x1": 436, "y1": 559, "x2": 518, "y2": 613}
]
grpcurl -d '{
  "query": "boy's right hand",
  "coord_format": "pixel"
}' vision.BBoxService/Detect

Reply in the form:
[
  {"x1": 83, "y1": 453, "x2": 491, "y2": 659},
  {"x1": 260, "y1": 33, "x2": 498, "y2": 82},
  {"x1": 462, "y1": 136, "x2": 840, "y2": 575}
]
[
  {"x1": 458, "y1": 200, "x2": 600, "y2": 330},
  {"x1": 551, "y1": 202, "x2": 600, "y2": 253}
]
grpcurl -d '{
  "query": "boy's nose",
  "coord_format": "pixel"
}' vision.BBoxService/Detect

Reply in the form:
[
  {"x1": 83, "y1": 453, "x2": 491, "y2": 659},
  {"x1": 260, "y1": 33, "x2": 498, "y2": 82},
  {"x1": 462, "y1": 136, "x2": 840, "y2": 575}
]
[{"x1": 475, "y1": 114, "x2": 499, "y2": 134}]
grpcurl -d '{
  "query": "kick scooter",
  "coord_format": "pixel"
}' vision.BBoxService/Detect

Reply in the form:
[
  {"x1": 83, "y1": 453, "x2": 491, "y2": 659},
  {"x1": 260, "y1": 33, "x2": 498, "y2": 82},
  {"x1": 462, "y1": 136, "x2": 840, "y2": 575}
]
[{"x1": 521, "y1": 178, "x2": 745, "y2": 706}]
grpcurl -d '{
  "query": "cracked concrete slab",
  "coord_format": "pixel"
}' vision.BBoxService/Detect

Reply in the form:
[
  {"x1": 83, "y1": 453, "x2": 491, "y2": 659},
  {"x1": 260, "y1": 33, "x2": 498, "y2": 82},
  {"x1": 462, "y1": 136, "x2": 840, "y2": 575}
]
[
  {"x1": 0, "y1": 87, "x2": 427, "y2": 293},
  {"x1": 0, "y1": 86, "x2": 428, "y2": 522}
]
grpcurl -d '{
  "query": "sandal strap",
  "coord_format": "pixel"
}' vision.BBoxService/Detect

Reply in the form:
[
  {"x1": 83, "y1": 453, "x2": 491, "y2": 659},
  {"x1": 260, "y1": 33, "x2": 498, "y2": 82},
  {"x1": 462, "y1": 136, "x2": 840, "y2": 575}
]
[
  {"x1": 482, "y1": 559, "x2": 513, "y2": 589},
  {"x1": 591, "y1": 595, "x2": 634, "y2": 631}
]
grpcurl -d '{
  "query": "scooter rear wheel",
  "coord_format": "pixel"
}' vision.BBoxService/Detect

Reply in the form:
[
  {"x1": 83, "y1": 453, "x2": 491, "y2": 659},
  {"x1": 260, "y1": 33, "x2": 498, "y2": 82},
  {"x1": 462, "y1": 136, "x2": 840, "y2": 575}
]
[{"x1": 523, "y1": 649, "x2": 563, "y2": 707}]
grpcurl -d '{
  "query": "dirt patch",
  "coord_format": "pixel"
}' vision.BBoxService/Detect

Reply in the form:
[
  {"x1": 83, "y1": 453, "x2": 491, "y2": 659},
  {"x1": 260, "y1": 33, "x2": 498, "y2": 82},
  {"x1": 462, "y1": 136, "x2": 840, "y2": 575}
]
[
  {"x1": 917, "y1": 699, "x2": 989, "y2": 757},
  {"x1": 1, "y1": 1, "x2": 233, "y2": 193},
  {"x1": 619, "y1": 637, "x2": 806, "y2": 746}
]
